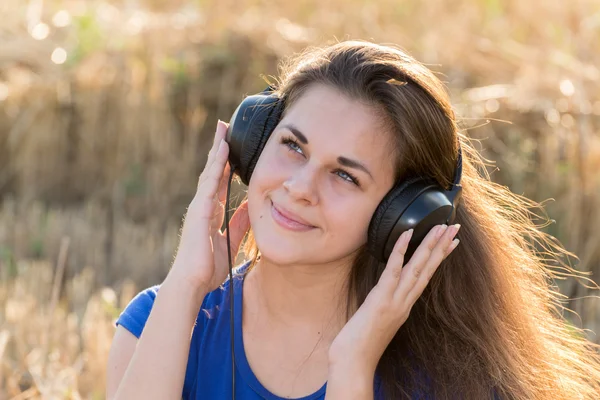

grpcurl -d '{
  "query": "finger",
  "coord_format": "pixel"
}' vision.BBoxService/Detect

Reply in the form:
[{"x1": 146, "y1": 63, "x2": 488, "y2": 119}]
[
  {"x1": 216, "y1": 162, "x2": 232, "y2": 207},
  {"x1": 198, "y1": 121, "x2": 229, "y2": 190},
  {"x1": 393, "y1": 224, "x2": 447, "y2": 301},
  {"x1": 377, "y1": 229, "x2": 414, "y2": 293},
  {"x1": 405, "y1": 224, "x2": 460, "y2": 304},
  {"x1": 197, "y1": 139, "x2": 229, "y2": 216},
  {"x1": 207, "y1": 121, "x2": 228, "y2": 168},
  {"x1": 209, "y1": 162, "x2": 232, "y2": 233},
  {"x1": 446, "y1": 238, "x2": 460, "y2": 256},
  {"x1": 221, "y1": 200, "x2": 251, "y2": 254}
]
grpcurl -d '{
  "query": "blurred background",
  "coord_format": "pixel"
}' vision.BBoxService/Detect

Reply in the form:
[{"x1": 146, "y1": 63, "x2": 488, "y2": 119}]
[{"x1": 0, "y1": 0, "x2": 599, "y2": 398}]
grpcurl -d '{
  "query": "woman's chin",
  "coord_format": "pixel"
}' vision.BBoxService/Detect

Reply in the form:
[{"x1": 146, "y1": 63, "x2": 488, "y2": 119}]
[{"x1": 253, "y1": 232, "x2": 306, "y2": 264}]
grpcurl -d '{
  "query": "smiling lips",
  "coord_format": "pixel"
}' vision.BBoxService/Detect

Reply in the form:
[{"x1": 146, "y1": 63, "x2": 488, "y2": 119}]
[{"x1": 270, "y1": 200, "x2": 316, "y2": 232}]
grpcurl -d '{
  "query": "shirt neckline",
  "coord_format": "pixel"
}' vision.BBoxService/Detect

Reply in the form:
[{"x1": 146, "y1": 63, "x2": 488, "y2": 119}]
[{"x1": 233, "y1": 261, "x2": 328, "y2": 400}]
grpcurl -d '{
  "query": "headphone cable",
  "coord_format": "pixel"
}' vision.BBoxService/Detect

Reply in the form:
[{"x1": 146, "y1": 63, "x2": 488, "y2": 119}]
[{"x1": 225, "y1": 166, "x2": 236, "y2": 400}]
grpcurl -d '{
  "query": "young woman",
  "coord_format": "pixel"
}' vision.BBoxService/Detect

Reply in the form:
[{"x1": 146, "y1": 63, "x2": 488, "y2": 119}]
[{"x1": 106, "y1": 41, "x2": 600, "y2": 399}]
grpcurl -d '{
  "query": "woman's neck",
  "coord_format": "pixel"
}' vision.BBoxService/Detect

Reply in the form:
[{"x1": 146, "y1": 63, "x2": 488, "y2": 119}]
[{"x1": 243, "y1": 255, "x2": 353, "y2": 337}]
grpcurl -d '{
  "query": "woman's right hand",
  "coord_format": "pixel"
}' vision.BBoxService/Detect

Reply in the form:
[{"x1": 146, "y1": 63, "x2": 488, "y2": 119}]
[{"x1": 167, "y1": 120, "x2": 251, "y2": 296}]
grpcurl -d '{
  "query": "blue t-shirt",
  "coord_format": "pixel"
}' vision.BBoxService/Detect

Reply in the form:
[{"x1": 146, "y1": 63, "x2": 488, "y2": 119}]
[{"x1": 116, "y1": 260, "x2": 385, "y2": 399}]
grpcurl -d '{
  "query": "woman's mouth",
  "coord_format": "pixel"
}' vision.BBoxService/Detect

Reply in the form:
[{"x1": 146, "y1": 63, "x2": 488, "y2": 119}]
[{"x1": 270, "y1": 200, "x2": 316, "y2": 232}]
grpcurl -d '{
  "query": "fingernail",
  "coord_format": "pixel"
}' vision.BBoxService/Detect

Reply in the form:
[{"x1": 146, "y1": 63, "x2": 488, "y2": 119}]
[
  {"x1": 452, "y1": 223, "x2": 461, "y2": 236},
  {"x1": 402, "y1": 229, "x2": 414, "y2": 248},
  {"x1": 449, "y1": 238, "x2": 460, "y2": 251}
]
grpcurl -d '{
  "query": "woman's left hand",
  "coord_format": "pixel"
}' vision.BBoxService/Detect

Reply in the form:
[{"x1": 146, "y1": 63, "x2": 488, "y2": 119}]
[{"x1": 328, "y1": 223, "x2": 461, "y2": 376}]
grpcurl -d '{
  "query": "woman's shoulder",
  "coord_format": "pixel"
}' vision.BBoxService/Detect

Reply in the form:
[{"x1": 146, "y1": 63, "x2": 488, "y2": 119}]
[
  {"x1": 114, "y1": 284, "x2": 160, "y2": 337},
  {"x1": 115, "y1": 260, "x2": 252, "y2": 338},
  {"x1": 197, "y1": 260, "x2": 251, "y2": 319}
]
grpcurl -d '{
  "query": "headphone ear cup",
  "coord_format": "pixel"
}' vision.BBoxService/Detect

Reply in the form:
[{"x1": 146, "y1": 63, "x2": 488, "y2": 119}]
[
  {"x1": 244, "y1": 99, "x2": 284, "y2": 184},
  {"x1": 368, "y1": 177, "x2": 452, "y2": 263},
  {"x1": 226, "y1": 94, "x2": 285, "y2": 185}
]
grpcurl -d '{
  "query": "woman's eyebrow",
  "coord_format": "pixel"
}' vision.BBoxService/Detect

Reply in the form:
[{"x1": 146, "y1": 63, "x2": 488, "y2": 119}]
[
  {"x1": 280, "y1": 123, "x2": 374, "y2": 180},
  {"x1": 281, "y1": 123, "x2": 308, "y2": 144},
  {"x1": 338, "y1": 156, "x2": 373, "y2": 180}
]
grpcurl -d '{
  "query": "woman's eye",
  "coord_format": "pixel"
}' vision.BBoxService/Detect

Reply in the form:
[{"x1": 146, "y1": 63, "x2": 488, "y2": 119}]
[
  {"x1": 287, "y1": 141, "x2": 302, "y2": 153},
  {"x1": 281, "y1": 137, "x2": 303, "y2": 155},
  {"x1": 336, "y1": 170, "x2": 360, "y2": 186}
]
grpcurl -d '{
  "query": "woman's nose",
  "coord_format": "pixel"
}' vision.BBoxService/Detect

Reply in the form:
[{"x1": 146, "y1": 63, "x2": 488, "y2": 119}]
[{"x1": 282, "y1": 167, "x2": 318, "y2": 204}]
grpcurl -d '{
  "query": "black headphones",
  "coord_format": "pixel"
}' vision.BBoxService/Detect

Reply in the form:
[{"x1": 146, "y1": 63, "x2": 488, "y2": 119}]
[{"x1": 225, "y1": 88, "x2": 463, "y2": 264}]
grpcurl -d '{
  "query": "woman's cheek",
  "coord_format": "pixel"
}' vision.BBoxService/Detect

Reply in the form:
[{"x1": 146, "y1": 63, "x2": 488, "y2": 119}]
[
  {"x1": 263, "y1": 147, "x2": 292, "y2": 174},
  {"x1": 333, "y1": 197, "x2": 374, "y2": 241},
  {"x1": 252, "y1": 150, "x2": 286, "y2": 186}
]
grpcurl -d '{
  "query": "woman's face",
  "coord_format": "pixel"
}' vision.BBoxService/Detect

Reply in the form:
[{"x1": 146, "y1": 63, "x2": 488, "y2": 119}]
[{"x1": 247, "y1": 83, "x2": 397, "y2": 266}]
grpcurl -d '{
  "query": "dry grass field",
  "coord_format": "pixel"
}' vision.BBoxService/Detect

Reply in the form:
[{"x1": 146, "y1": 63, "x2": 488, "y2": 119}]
[{"x1": 1, "y1": 0, "x2": 600, "y2": 398}]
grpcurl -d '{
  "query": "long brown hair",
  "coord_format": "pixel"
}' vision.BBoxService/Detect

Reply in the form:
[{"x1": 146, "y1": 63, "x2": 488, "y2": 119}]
[{"x1": 240, "y1": 40, "x2": 600, "y2": 399}]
